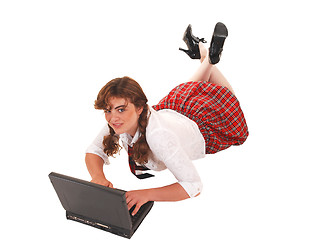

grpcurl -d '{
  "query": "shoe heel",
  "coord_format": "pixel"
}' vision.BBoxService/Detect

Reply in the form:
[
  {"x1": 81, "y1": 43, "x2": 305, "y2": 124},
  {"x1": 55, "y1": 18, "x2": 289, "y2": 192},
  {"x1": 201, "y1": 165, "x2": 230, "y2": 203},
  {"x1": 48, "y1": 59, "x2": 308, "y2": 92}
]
[
  {"x1": 179, "y1": 47, "x2": 200, "y2": 59},
  {"x1": 179, "y1": 47, "x2": 189, "y2": 53}
]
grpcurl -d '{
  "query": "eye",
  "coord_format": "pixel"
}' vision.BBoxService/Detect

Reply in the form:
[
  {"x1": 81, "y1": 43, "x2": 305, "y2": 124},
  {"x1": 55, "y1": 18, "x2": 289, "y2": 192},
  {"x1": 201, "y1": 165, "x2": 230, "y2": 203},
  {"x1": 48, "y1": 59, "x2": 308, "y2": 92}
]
[
  {"x1": 104, "y1": 109, "x2": 111, "y2": 114},
  {"x1": 118, "y1": 108, "x2": 125, "y2": 113}
]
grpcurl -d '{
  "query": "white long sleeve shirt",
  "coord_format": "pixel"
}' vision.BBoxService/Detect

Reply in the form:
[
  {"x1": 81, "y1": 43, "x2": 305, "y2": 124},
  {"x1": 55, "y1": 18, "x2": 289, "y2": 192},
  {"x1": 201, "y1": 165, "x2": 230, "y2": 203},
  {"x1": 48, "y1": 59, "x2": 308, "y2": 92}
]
[{"x1": 86, "y1": 107, "x2": 206, "y2": 198}]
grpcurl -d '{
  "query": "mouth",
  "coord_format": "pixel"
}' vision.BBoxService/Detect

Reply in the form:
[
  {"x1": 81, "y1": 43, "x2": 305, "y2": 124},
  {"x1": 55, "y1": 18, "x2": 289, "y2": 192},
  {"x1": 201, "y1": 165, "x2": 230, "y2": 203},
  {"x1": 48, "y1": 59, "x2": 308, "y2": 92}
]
[{"x1": 111, "y1": 123, "x2": 123, "y2": 129}]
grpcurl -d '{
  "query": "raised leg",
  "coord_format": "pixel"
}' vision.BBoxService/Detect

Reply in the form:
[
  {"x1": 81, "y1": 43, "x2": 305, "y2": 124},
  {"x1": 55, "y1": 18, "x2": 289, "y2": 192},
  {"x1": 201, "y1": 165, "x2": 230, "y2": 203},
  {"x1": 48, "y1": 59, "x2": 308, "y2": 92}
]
[{"x1": 189, "y1": 42, "x2": 235, "y2": 95}]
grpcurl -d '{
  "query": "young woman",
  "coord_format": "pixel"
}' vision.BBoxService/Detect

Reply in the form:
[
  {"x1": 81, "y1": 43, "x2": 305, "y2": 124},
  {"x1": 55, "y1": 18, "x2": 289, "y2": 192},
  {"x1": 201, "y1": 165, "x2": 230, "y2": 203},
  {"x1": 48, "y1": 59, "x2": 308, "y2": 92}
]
[{"x1": 85, "y1": 23, "x2": 249, "y2": 215}]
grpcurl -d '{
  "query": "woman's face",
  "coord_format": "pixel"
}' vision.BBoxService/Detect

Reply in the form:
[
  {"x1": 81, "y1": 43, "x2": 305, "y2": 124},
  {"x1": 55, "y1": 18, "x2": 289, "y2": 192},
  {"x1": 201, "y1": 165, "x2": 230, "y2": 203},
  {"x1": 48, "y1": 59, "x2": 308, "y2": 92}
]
[{"x1": 104, "y1": 97, "x2": 143, "y2": 136}]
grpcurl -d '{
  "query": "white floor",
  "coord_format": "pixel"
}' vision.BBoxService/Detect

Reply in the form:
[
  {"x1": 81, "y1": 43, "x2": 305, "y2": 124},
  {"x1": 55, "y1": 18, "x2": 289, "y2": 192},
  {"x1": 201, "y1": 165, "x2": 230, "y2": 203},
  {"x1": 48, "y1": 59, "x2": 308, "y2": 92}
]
[{"x1": 1, "y1": 1, "x2": 309, "y2": 239}]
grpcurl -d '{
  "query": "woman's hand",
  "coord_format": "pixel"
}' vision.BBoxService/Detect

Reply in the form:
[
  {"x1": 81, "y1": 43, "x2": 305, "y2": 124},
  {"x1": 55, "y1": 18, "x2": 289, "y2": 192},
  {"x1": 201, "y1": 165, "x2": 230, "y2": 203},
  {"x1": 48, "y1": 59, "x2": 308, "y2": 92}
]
[
  {"x1": 126, "y1": 189, "x2": 150, "y2": 216},
  {"x1": 126, "y1": 183, "x2": 191, "y2": 216},
  {"x1": 91, "y1": 176, "x2": 113, "y2": 188},
  {"x1": 86, "y1": 153, "x2": 113, "y2": 187}
]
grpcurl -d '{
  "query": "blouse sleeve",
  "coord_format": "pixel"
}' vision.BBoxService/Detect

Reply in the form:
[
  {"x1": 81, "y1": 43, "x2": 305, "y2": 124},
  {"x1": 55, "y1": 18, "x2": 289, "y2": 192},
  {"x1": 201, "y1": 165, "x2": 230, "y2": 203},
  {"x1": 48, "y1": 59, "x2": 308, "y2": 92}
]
[
  {"x1": 85, "y1": 124, "x2": 110, "y2": 165},
  {"x1": 147, "y1": 129, "x2": 203, "y2": 198}
]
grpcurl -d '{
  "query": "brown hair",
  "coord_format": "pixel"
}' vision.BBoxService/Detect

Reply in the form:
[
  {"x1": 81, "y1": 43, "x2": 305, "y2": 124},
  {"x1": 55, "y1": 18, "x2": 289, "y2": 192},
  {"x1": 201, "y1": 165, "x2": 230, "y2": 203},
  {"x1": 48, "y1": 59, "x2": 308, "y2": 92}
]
[{"x1": 94, "y1": 76, "x2": 150, "y2": 164}]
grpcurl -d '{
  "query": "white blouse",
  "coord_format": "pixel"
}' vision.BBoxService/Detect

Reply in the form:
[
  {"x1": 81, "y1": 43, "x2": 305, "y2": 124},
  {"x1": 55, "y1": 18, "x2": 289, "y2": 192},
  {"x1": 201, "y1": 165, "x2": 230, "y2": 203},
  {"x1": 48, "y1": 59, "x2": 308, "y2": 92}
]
[{"x1": 86, "y1": 107, "x2": 206, "y2": 198}]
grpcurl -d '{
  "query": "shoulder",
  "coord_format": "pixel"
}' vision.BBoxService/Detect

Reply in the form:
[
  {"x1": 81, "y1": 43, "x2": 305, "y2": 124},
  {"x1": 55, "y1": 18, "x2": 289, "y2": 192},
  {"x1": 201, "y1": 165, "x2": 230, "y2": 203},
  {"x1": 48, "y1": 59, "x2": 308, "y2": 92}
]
[
  {"x1": 146, "y1": 112, "x2": 180, "y2": 161},
  {"x1": 147, "y1": 107, "x2": 183, "y2": 131},
  {"x1": 146, "y1": 107, "x2": 205, "y2": 161},
  {"x1": 146, "y1": 108, "x2": 178, "y2": 140},
  {"x1": 146, "y1": 107, "x2": 200, "y2": 139}
]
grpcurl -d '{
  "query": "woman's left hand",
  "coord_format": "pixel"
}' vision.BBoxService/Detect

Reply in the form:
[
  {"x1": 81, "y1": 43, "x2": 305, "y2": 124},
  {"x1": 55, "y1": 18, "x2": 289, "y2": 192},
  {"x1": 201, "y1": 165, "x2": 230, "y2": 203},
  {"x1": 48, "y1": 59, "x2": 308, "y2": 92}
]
[{"x1": 125, "y1": 189, "x2": 150, "y2": 216}]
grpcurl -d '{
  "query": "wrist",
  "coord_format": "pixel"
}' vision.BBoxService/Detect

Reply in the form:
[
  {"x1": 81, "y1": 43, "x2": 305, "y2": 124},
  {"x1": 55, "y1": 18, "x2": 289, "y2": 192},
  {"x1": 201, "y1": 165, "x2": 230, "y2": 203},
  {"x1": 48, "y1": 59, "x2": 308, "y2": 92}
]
[
  {"x1": 92, "y1": 172, "x2": 106, "y2": 180},
  {"x1": 145, "y1": 188, "x2": 156, "y2": 201},
  {"x1": 144, "y1": 183, "x2": 190, "y2": 202}
]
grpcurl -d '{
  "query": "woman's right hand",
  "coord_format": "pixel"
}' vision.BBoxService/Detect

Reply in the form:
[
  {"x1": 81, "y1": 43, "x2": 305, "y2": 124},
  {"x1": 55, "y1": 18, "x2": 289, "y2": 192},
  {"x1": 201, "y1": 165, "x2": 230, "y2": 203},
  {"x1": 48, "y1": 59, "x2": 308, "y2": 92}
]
[
  {"x1": 91, "y1": 176, "x2": 114, "y2": 188},
  {"x1": 85, "y1": 153, "x2": 113, "y2": 188}
]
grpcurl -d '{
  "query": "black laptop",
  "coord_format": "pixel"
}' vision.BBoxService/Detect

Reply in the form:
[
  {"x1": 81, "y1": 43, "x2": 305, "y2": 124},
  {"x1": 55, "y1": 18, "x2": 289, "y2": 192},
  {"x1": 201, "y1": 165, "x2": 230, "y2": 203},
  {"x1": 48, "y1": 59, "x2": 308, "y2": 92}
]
[{"x1": 49, "y1": 172, "x2": 154, "y2": 239}]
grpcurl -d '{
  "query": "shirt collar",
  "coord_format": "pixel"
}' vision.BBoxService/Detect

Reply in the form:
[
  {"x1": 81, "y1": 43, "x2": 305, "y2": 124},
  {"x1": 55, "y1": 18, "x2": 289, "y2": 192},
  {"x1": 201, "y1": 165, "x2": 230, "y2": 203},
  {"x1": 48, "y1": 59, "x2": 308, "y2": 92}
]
[{"x1": 120, "y1": 128, "x2": 141, "y2": 147}]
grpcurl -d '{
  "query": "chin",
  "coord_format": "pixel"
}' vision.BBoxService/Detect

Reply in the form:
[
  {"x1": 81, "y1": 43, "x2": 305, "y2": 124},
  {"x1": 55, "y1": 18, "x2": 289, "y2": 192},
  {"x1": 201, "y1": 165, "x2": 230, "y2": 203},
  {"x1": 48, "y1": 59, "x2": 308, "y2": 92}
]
[
  {"x1": 113, "y1": 128, "x2": 126, "y2": 135},
  {"x1": 115, "y1": 130, "x2": 125, "y2": 135}
]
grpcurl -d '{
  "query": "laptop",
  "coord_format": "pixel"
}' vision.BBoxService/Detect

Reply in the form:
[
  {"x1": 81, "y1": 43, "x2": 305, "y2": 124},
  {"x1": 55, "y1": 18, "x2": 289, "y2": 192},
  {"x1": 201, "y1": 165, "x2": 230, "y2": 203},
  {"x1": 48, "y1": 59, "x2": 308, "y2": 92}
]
[{"x1": 49, "y1": 172, "x2": 154, "y2": 239}]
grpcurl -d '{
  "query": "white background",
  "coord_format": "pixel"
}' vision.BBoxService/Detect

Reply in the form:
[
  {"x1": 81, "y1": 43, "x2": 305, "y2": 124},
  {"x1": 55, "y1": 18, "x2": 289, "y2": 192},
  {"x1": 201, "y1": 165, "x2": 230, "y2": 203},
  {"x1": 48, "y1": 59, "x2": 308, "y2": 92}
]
[{"x1": 1, "y1": 0, "x2": 309, "y2": 239}]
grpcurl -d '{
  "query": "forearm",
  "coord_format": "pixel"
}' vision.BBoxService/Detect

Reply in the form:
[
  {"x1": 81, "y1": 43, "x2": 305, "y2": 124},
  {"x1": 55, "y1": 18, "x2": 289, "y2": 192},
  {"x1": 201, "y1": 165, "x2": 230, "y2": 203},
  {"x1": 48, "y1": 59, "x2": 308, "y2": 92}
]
[
  {"x1": 126, "y1": 183, "x2": 199, "y2": 215},
  {"x1": 85, "y1": 153, "x2": 107, "y2": 179},
  {"x1": 85, "y1": 153, "x2": 113, "y2": 188},
  {"x1": 147, "y1": 183, "x2": 190, "y2": 202}
]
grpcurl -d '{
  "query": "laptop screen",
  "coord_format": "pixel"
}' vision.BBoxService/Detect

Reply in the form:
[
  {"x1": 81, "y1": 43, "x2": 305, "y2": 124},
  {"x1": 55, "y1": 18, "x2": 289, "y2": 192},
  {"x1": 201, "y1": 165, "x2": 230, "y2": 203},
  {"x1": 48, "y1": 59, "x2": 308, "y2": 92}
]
[{"x1": 49, "y1": 172, "x2": 132, "y2": 230}]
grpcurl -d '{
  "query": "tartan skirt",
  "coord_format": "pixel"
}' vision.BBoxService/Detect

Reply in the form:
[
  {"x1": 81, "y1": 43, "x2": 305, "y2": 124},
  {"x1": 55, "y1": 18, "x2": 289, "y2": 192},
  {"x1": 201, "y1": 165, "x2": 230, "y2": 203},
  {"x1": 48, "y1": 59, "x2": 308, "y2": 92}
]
[{"x1": 152, "y1": 81, "x2": 249, "y2": 154}]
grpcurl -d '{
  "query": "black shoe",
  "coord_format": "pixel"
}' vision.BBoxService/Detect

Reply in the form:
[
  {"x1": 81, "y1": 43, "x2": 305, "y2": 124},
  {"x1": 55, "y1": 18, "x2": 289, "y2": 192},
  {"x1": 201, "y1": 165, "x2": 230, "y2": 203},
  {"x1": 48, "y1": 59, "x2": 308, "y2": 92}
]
[
  {"x1": 209, "y1": 22, "x2": 228, "y2": 64},
  {"x1": 179, "y1": 24, "x2": 207, "y2": 59}
]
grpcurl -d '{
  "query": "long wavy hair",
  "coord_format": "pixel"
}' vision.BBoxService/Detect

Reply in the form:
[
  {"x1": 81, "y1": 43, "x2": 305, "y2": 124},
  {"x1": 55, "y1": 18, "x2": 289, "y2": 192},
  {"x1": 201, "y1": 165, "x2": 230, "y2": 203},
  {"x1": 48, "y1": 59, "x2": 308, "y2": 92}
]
[{"x1": 94, "y1": 76, "x2": 150, "y2": 164}]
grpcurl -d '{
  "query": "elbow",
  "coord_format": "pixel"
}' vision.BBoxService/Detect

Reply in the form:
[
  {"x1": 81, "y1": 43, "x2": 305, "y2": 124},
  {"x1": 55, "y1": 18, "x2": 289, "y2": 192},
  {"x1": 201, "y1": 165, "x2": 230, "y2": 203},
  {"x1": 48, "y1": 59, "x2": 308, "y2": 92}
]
[
  {"x1": 194, "y1": 192, "x2": 201, "y2": 197},
  {"x1": 193, "y1": 181, "x2": 203, "y2": 198},
  {"x1": 193, "y1": 186, "x2": 202, "y2": 198},
  {"x1": 178, "y1": 181, "x2": 203, "y2": 199}
]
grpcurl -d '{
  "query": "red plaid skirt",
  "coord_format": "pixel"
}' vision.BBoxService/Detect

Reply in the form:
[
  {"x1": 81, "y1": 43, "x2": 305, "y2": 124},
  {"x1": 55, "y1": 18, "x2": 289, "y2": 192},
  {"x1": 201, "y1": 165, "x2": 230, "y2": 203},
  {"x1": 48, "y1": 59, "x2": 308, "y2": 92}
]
[{"x1": 152, "y1": 81, "x2": 249, "y2": 154}]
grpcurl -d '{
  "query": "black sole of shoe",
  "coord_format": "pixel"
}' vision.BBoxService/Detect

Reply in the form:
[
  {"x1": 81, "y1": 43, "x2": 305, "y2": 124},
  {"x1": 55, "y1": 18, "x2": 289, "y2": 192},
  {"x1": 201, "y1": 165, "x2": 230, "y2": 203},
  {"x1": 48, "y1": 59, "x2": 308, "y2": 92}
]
[
  {"x1": 213, "y1": 22, "x2": 228, "y2": 38},
  {"x1": 209, "y1": 22, "x2": 228, "y2": 64}
]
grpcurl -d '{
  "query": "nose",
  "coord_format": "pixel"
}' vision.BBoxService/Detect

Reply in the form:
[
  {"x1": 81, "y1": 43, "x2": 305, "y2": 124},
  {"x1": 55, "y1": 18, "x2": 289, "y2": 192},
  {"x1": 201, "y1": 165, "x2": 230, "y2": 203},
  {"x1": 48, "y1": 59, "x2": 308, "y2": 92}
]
[
  {"x1": 105, "y1": 111, "x2": 119, "y2": 122},
  {"x1": 111, "y1": 113, "x2": 120, "y2": 122}
]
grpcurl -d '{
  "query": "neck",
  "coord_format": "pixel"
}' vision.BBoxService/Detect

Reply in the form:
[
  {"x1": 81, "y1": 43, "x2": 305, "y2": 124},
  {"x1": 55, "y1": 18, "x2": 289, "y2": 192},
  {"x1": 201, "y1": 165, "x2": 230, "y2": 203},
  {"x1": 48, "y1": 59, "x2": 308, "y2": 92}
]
[{"x1": 128, "y1": 126, "x2": 139, "y2": 138}]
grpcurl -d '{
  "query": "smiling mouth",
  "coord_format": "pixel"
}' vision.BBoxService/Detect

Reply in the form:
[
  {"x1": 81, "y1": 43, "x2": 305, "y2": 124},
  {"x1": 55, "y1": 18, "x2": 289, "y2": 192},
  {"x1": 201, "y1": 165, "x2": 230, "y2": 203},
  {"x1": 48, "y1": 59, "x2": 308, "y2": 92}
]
[{"x1": 111, "y1": 123, "x2": 123, "y2": 128}]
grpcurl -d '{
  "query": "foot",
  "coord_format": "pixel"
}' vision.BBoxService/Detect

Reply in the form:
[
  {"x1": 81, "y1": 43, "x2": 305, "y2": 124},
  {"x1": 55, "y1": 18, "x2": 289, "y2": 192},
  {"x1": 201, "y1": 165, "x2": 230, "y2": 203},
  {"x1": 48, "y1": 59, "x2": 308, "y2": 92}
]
[
  {"x1": 179, "y1": 24, "x2": 207, "y2": 60},
  {"x1": 209, "y1": 22, "x2": 228, "y2": 64}
]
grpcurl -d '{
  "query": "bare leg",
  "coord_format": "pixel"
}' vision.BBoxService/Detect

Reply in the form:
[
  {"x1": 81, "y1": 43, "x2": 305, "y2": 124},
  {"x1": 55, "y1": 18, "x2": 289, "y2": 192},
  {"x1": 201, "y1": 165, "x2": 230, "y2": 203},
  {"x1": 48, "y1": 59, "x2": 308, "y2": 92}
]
[{"x1": 189, "y1": 42, "x2": 235, "y2": 95}]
